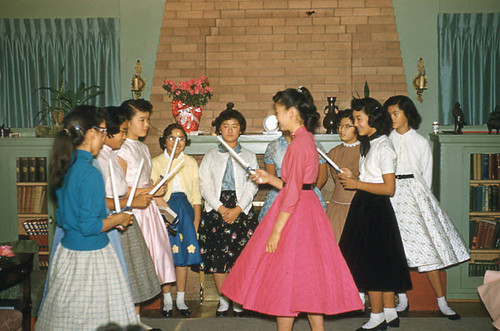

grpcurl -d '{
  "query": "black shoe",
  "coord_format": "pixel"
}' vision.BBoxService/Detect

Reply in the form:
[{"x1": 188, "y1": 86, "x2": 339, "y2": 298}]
[
  {"x1": 178, "y1": 308, "x2": 191, "y2": 317},
  {"x1": 216, "y1": 309, "x2": 228, "y2": 317},
  {"x1": 161, "y1": 309, "x2": 173, "y2": 318},
  {"x1": 387, "y1": 317, "x2": 400, "y2": 328},
  {"x1": 233, "y1": 310, "x2": 245, "y2": 318},
  {"x1": 355, "y1": 320, "x2": 388, "y2": 331},
  {"x1": 440, "y1": 311, "x2": 461, "y2": 320}
]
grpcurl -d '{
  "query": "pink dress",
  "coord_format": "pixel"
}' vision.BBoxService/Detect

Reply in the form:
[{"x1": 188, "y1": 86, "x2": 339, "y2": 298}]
[
  {"x1": 117, "y1": 138, "x2": 176, "y2": 285},
  {"x1": 221, "y1": 127, "x2": 362, "y2": 316}
]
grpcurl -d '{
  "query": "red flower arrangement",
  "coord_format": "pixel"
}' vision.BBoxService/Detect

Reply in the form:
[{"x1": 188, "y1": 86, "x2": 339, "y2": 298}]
[
  {"x1": 162, "y1": 77, "x2": 213, "y2": 132},
  {"x1": 0, "y1": 245, "x2": 15, "y2": 257}
]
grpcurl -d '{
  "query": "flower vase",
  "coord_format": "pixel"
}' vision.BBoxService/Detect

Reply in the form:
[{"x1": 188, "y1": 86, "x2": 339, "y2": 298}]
[{"x1": 172, "y1": 100, "x2": 202, "y2": 133}]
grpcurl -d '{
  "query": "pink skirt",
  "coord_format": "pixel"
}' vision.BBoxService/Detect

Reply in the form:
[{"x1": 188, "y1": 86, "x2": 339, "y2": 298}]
[
  {"x1": 221, "y1": 190, "x2": 363, "y2": 316},
  {"x1": 133, "y1": 200, "x2": 175, "y2": 284}
]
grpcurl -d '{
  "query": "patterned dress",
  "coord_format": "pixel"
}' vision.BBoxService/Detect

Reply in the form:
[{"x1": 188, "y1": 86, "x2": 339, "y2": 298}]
[
  {"x1": 259, "y1": 135, "x2": 326, "y2": 221},
  {"x1": 117, "y1": 138, "x2": 176, "y2": 284},
  {"x1": 326, "y1": 141, "x2": 360, "y2": 242},
  {"x1": 389, "y1": 129, "x2": 470, "y2": 272},
  {"x1": 222, "y1": 127, "x2": 363, "y2": 316}
]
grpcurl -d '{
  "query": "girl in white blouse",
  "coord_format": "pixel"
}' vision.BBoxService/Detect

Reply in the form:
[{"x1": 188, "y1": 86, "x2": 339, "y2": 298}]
[
  {"x1": 385, "y1": 95, "x2": 469, "y2": 320},
  {"x1": 198, "y1": 104, "x2": 259, "y2": 317},
  {"x1": 338, "y1": 97, "x2": 412, "y2": 331}
]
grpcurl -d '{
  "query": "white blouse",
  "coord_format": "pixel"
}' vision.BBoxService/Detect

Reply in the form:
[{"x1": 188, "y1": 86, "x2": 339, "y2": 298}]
[
  {"x1": 116, "y1": 138, "x2": 153, "y2": 188},
  {"x1": 359, "y1": 135, "x2": 396, "y2": 184},
  {"x1": 97, "y1": 144, "x2": 129, "y2": 198},
  {"x1": 199, "y1": 146, "x2": 258, "y2": 214},
  {"x1": 389, "y1": 128, "x2": 433, "y2": 188}
]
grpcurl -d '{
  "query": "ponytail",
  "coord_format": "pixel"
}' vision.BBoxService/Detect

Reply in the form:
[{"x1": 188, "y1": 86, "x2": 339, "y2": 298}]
[{"x1": 272, "y1": 86, "x2": 319, "y2": 132}]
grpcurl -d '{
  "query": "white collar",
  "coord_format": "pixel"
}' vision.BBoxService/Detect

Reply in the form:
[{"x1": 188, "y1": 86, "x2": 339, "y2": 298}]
[
  {"x1": 342, "y1": 141, "x2": 360, "y2": 147},
  {"x1": 163, "y1": 149, "x2": 184, "y2": 161}
]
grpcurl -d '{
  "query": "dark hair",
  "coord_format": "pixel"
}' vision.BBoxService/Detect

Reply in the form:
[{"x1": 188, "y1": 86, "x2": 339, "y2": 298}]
[
  {"x1": 351, "y1": 97, "x2": 391, "y2": 157},
  {"x1": 338, "y1": 108, "x2": 355, "y2": 124},
  {"x1": 121, "y1": 99, "x2": 153, "y2": 119},
  {"x1": 383, "y1": 95, "x2": 422, "y2": 130},
  {"x1": 105, "y1": 106, "x2": 128, "y2": 137},
  {"x1": 272, "y1": 86, "x2": 320, "y2": 132},
  {"x1": 212, "y1": 102, "x2": 247, "y2": 134},
  {"x1": 159, "y1": 123, "x2": 191, "y2": 150},
  {"x1": 49, "y1": 105, "x2": 107, "y2": 189}
]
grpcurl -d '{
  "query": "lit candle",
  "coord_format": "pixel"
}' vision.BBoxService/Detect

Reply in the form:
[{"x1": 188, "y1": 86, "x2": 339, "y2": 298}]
[
  {"x1": 419, "y1": 76, "x2": 425, "y2": 89},
  {"x1": 126, "y1": 159, "x2": 144, "y2": 208},
  {"x1": 109, "y1": 159, "x2": 121, "y2": 213},
  {"x1": 216, "y1": 135, "x2": 255, "y2": 175},
  {"x1": 164, "y1": 137, "x2": 179, "y2": 177},
  {"x1": 149, "y1": 159, "x2": 185, "y2": 195}
]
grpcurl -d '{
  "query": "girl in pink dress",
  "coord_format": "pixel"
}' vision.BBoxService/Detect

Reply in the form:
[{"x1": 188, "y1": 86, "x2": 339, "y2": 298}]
[
  {"x1": 221, "y1": 87, "x2": 363, "y2": 330},
  {"x1": 117, "y1": 99, "x2": 176, "y2": 318}
]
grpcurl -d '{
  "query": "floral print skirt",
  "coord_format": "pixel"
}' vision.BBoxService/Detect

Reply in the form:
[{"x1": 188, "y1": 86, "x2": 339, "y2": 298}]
[{"x1": 198, "y1": 190, "x2": 258, "y2": 273}]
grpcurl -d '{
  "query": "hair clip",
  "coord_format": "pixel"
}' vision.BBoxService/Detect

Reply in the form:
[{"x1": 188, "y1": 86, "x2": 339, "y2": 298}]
[
  {"x1": 63, "y1": 128, "x2": 70, "y2": 135},
  {"x1": 74, "y1": 125, "x2": 82, "y2": 132},
  {"x1": 297, "y1": 86, "x2": 304, "y2": 93}
]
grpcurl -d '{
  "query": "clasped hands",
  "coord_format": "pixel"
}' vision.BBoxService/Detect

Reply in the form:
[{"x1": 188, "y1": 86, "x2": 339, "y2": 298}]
[
  {"x1": 218, "y1": 205, "x2": 242, "y2": 224},
  {"x1": 338, "y1": 168, "x2": 359, "y2": 190}
]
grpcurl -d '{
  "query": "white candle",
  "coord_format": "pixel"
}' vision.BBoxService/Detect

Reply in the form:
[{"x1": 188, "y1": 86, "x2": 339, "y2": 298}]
[
  {"x1": 109, "y1": 159, "x2": 121, "y2": 212},
  {"x1": 149, "y1": 159, "x2": 185, "y2": 195},
  {"x1": 126, "y1": 158, "x2": 144, "y2": 208},
  {"x1": 216, "y1": 135, "x2": 254, "y2": 173},
  {"x1": 164, "y1": 137, "x2": 179, "y2": 177},
  {"x1": 317, "y1": 148, "x2": 343, "y2": 173}
]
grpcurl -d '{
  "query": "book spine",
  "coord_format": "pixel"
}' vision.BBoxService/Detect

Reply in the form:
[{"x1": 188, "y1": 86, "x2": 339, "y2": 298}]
[
  {"x1": 477, "y1": 220, "x2": 487, "y2": 249},
  {"x1": 489, "y1": 154, "x2": 495, "y2": 180},
  {"x1": 16, "y1": 157, "x2": 20, "y2": 182},
  {"x1": 28, "y1": 157, "x2": 36, "y2": 182},
  {"x1": 497, "y1": 153, "x2": 500, "y2": 180},
  {"x1": 471, "y1": 220, "x2": 480, "y2": 249},
  {"x1": 493, "y1": 220, "x2": 500, "y2": 248},
  {"x1": 481, "y1": 154, "x2": 489, "y2": 180},
  {"x1": 19, "y1": 157, "x2": 29, "y2": 182},
  {"x1": 36, "y1": 157, "x2": 47, "y2": 182}
]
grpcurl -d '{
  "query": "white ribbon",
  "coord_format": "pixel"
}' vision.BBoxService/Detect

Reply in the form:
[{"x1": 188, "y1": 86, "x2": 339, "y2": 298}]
[{"x1": 175, "y1": 105, "x2": 201, "y2": 130}]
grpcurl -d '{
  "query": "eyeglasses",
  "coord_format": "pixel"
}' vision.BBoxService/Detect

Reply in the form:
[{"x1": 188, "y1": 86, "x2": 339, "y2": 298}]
[
  {"x1": 338, "y1": 124, "x2": 356, "y2": 130},
  {"x1": 93, "y1": 126, "x2": 107, "y2": 133},
  {"x1": 166, "y1": 136, "x2": 186, "y2": 142}
]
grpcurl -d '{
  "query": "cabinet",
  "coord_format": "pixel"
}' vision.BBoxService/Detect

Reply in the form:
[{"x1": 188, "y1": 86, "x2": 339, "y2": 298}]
[
  {"x1": 430, "y1": 134, "x2": 500, "y2": 299},
  {"x1": 0, "y1": 138, "x2": 55, "y2": 268}
]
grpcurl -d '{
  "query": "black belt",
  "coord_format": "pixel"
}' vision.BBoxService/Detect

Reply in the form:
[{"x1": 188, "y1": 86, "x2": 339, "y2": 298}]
[
  {"x1": 395, "y1": 174, "x2": 414, "y2": 179},
  {"x1": 282, "y1": 182, "x2": 315, "y2": 190}
]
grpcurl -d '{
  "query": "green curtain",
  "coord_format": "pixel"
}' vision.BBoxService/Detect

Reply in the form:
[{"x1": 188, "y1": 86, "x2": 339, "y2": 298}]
[
  {"x1": 438, "y1": 13, "x2": 500, "y2": 126},
  {"x1": 0, "y1": 18, "x2": 120, "y2": 128}
]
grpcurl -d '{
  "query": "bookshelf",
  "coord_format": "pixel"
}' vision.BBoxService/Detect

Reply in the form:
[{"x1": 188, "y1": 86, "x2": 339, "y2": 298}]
[
  {"x1": 0, "y1": 138, "x2": 55, "y2": 269},
  {"x1": 430, "y1": 134, "x2": 500, "y2": 299}
]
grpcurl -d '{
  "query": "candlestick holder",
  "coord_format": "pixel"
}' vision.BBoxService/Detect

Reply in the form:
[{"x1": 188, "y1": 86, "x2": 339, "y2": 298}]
[
  {"x1": 412, "y1": 58, "x2": 427, "y2": 103},
  {"x1": 131, "y1": 60, "x2": 146, "y2": 99}
]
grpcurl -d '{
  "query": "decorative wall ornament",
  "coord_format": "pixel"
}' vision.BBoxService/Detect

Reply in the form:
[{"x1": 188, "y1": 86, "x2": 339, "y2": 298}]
[{"x1": 412, "y1": 58, "x2": 428, "y2": 103}]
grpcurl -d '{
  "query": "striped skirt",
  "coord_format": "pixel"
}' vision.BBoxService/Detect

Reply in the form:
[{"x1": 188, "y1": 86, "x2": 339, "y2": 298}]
[{"x1": 35, "y1": 243, "x2": 137, "y2": 331}]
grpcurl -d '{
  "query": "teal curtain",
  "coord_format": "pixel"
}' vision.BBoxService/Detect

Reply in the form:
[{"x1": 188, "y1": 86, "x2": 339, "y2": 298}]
[
  {"x1": 438, "y1": 13, "x2": 500, "y2": 125},
  {"x1": 0, "y1": 18, "x2": 120, "y2": 128}
]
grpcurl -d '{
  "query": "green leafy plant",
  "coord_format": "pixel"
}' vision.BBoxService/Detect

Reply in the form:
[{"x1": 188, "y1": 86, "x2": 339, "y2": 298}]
[{"x1": 37, "y1": 68, "x2": 104, "y2": 125}]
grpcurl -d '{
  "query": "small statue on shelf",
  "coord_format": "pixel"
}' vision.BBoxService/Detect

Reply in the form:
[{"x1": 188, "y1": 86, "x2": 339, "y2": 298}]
[
  {"x1": 486, "y1": 105, "x2": 500, "y2": 134},
  {"x1": 323, "y1": 97, "x2": 340, "y2": 134},
  {"x1": 452, "y1": 102, "x2": 466, "y2": 134}
]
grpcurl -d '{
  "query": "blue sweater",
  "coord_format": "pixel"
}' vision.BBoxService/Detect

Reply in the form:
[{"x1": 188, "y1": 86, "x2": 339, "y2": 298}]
[{"x1": 57, "y1": 149, "x2": 109, "y2": 251}]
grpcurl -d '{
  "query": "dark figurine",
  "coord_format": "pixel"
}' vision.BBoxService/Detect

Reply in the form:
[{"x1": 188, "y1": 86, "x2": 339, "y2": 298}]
[
  {"x1": 323, "y1": 97, "x2": 340, "y2": 134},
  {"x1": 452, "y1": 102, "x2": 466, "y2": 134},
  {"x1": 487, "y1": 105, "x2": 500, "y2": 134},
  {"x1": 0, "y1": 124, "x2": 11, "y2": 138}
]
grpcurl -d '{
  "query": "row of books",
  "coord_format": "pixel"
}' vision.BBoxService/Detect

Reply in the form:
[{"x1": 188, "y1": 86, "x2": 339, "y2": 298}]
[
  {"x1": 470, "y1": 153, "x2": 500, "y2": 180},
  {"x1": 17, "y1": 185, "x2": 47, "y2": 214},
  {"x1": 469, "y1": 260, "x2": 500, "y2": 277},
  {"x1": 39, "y1": 255, "x2": 49, "y2": 270},
  {"x1": 469, "y1": 184, "x2": 499, "y2": 212},
  {"x1": 22, "y1": 219, "x2": 49, "y2": 251},
  {"x1": 16, "y1": 157, "x2": 46, "y2": 182},
  {"x1": 470, "y1": 218, "x2": 500, "y2": 249}
]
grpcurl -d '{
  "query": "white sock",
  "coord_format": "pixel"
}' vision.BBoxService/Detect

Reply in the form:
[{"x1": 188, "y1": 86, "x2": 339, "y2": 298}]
[
  {"x1": 218, "y1": 295, "x2": 229, "y2": 312},
  {"x1": 396, "y1": 292, "x2": 408, "y2": 312},
  {"x1": 163, "y1": 292, "x2": 173, "y2": 311},
  {"x1": 136, "y1": 314, "x2": 153, "y2": 330},
  {"x1": 383, "y1": 307, "x2": 398, "y2": 323},
  {"x1": 437, "y1": 296, "x2": 456, "y2": 315},
  {"x1": 233, "y1": 302, "x2": 243, "y2": 313},
  {"x1": 359, "y1": 292, "x2": 366, "y2": 305},
  {"x1": 176, "y1": 291, "x2": 189, "y2": 310},
  {"x1": 362, "y1": 312, "x2": 385, "y2": 329}
]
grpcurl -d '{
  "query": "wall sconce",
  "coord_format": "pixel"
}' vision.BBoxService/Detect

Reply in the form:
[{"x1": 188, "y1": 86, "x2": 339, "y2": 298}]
[
  {"x1": 131, "y1": 60, "x2": 146, "y2": 99},
  {"x1": 412, "y1": 58, "x2": 427, "y2": 103}
]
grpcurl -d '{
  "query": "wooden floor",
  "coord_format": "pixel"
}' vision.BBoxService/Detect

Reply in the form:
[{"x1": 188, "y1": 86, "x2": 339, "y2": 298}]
[{"x1": 141, "y1": 300, "x2": 490, "y2": 320}]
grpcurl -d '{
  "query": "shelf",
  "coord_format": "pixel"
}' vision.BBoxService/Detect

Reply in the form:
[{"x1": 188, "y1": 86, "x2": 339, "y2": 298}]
[
  {"x1": 16, "y1": 182, "x2": 47, "y2": 186},
  {"x1": 470, "y1": 180, "x2": 500, "y2": 184},
  {"x1": 469, "y1": 212, "x2": 500, "y2": 216},
  {"x1": 17, "y1": 214, "x2": 49, "y2": 218},
  {"x1": 471, "y1": 249, "x2": 500, "y2": 254}
]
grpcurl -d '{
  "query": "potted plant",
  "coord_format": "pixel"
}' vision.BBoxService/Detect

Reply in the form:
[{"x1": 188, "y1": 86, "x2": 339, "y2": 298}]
[{"x1": 35, "y1": 68, "x2": 104, "y2": 137}]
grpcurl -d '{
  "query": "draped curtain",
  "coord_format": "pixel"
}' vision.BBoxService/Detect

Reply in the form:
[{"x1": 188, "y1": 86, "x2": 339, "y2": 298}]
[
  {"x1": 438, "y1": 13, "x2": 500, "y2": 126},
  {"x1": 0, "y1": 18, "x2": 120, "y2": 128}
]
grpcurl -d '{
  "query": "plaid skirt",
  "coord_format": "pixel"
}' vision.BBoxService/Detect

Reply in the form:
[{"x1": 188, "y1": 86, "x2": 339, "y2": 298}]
[
  {"x1": 119, "y1": 218, "x2": 161, "y2": 303},
  {"x1": 35, "y1": 243, "x2": 137, "y2": 331}
]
